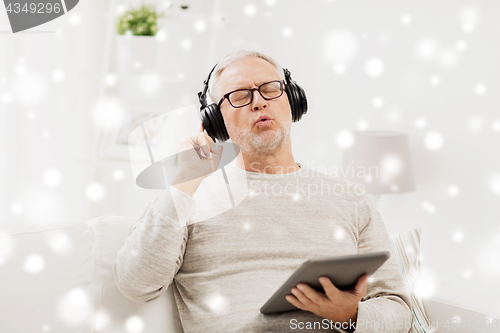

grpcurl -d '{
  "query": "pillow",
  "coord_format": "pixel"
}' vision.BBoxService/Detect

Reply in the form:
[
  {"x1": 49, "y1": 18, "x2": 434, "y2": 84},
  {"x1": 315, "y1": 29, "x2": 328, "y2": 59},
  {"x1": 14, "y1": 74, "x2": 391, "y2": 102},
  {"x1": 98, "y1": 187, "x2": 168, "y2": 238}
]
[
  {"x1": 390, "y1": 228, "x2": 432, "y2": 333},
  {"x1": 86, "y1": 216, "x2": 184, "y2": 333},
  {"x1": 0, "y1": 224, "x2": 95, "y2": 333}
]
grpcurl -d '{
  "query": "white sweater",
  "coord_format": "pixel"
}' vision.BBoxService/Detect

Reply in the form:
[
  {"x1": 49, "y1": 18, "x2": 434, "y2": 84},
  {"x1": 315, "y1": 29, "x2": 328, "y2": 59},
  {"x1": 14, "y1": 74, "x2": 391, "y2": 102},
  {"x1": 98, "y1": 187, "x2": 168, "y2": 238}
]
[{"x1": 114, "y1": 161, "x2": 412, "y2": 333}]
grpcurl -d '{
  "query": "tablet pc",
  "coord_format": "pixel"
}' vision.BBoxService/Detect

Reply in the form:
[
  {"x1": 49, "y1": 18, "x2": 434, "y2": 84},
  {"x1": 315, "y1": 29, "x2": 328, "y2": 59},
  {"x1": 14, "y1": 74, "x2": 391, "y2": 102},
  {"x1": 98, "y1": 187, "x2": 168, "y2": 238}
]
[{"x1": 260, "y1": 251, "x2": 390, "y2": 314}]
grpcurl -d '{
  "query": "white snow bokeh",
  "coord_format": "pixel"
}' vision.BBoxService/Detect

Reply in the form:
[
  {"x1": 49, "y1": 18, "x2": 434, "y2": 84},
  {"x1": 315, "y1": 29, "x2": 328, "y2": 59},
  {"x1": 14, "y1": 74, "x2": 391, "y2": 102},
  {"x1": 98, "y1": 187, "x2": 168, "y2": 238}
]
[
  {"x1": 429, "y1": 75, "x2": 440, "y2": 85},
  {"x1": 487, "y1": 174, "x2": 500, "y2": 196},
  {"x1": 205, "y1": 293, "x2": 229, "y2": 315},
  {"x1": 51, "y1": 69, "x2": 65, "y2": 82},
  {"x1": 415, "y1": 268, "x2": 436, "y2": 299},
  {"x1": 92, "y1": 98, "x2": 125, "y2": 130},
  {"x1": 282, "y1": 27, "x2": 293, "y2": 38},
  {"x1": 86, "y1": 183, "x2": 105, "y2": 201},
  {"x1": 10, "y1": 202, "x2": 23, "y2": 215},
  {"x1": 95, "y1": 309, "x2": 111, "y2": 332},
  {"x1": 194, "y1": 19, "x2": 207, "y2": 32},
  {"x1": 156, "y1": 29, "x2": 168, "y2": 42},
  {"x1": 104, "y1": 73, "x2": 117, "y2": 87},
  {"x1": 47, "y1": 231, "x2": 73, "y2": 255},
  {"x1": 401, "y1": 14, "x2": 412, "y2": 25},
  {"x1": 458, "y1": 5, "x2": 480, "y2": 33},
  {"x1": 492, "y1": 120, "x2": 500, "y2": 132},
  {"x1": 12, "y1": 72, "x2": 47, "y2": 106},
  {"x1": 323, "y1": 29, "x2": 359, "y2": 63},
  {"x1": 452, "y1": 230, "x2": 464, "y2": 243},
  {"x1": 24, "y1": 253, "x2": 45, "y2": 274},
  {"x1": 365, "y1": 58, "x2": 385, "y2": 77},
  {"x1": 139, "y1": 74, "x2": 162, "y2": 95},
  {"x1": 416, "y1": 38, "x2": 439, "y2": 61},
  {"x1": 335, "y1": 130, "x2": 355, "y2": 149},
  {"x1": 440, "y1": 49, "x2": 459, "y2": 69},
  {"x1": 69, "y1": 14, "x2": 81, "y2": 26},
  {"x1": 43, "y1": 169, "x2": 63, "y2": 188},
  {"x1": 379, "y1": 154, "x2": 402, "y2": 184},
  {"x1": 447, "y1": 185, "x2": 460, "y2": 197},
  {"x1": 23, "y1": 189, "x2": 64, "y2": 223},
  {"x1": 477, "y1": 232, "x2": 500, "y2": 276},
  {"x1": 0, "y1": 233, "x2": 15, "y2": 266},
  {"x1": 334, "y1": 226, "x2": 346, "y2": 241},
  {"x1": 415, "y1": 118, "x2": 426, "y2": 129},
  {"x1": 333, "y1": 62, "x2": 346, "y2": 74},
  {"x1": 357, "y1": 119, "x2": 369, "y2": 130},
  {"x1": 125, "y1": 315, "x2": 145, "y2": 333},
  {"x1": 475, "y1": 83, "x2": 487, "y2": 95},
  {"x1": 422, "y1": 201, "x2": 436, "y2": 214},
  {"x1": 58, "y1": 288, "x2": 92, "y2": 326},
  {"x1": 372, "y1": 96, "x2": 384, "y2": 108},
  {"x1": 181, "y1": 39, "x2": 192, "y2": 49},
  {"x1": 112, "y1": 169, "x2": 125, "y2": 181},
  {"x1": 244, "y1": 4, "x2": 257, "y2": 17},
  {"x1": 424, "y1": 131, "x2": 444, "y2": 150}
]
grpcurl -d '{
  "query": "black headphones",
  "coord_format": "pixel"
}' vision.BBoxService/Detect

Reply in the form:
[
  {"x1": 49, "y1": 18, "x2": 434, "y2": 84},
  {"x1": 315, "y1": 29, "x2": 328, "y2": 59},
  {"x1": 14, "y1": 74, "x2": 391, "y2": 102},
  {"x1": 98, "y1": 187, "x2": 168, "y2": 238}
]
[{"x1": 197, "y1": 63, "x2": 308, "y2": 142}]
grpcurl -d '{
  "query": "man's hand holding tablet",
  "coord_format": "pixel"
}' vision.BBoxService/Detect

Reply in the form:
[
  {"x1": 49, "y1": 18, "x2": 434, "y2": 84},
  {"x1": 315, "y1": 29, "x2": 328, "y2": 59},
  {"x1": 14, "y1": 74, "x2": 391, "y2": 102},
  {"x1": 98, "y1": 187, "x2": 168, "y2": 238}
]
[
  {"x1": 260, "y1": 251, "x2": 391, "y2": 331},
  {"x1": 286, "y1": 273, "x2": 369, "y2": 331}
]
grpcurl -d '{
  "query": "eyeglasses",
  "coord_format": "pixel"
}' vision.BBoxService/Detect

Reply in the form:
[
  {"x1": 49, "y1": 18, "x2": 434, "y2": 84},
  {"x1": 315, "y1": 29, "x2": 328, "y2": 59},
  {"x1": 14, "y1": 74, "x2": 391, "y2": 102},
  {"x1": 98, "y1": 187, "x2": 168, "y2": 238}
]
[{"x1": 218, "y1": 80, "x2": 285, "y2": 108}]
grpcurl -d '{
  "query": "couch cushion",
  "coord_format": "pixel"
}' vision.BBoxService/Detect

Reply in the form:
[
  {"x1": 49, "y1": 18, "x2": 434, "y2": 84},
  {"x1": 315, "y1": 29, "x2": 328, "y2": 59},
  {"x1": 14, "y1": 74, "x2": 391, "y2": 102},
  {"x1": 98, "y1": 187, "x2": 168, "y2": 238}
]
[
  {"x1": 390, "y1": 228, "x2": 432, "y2": 333},
  {"x1": 87, "y1": 215, "x2": 184, "y2": 333},
  {"x1": 0, "y1": 224, "x2": 94, "y2": 333}
]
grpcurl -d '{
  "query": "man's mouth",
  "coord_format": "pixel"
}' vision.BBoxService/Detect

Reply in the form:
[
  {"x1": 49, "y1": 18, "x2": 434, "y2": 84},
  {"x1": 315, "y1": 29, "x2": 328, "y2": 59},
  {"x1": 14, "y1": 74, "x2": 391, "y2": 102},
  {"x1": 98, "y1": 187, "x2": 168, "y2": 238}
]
[
  {"x1": 255, "y1": 119, "x2": 273, "y2": 127},
  {"x1": 255, "y1": 115, "x2": 274, "y2": 126}
]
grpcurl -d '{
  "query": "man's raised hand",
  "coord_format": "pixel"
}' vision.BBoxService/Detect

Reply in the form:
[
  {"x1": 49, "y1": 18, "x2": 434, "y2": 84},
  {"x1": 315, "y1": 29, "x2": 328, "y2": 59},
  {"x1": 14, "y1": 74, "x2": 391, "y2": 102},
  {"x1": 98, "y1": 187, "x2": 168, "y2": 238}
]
[{"x1": 171, "y1": 122, "x2": 224, "y2": 197}]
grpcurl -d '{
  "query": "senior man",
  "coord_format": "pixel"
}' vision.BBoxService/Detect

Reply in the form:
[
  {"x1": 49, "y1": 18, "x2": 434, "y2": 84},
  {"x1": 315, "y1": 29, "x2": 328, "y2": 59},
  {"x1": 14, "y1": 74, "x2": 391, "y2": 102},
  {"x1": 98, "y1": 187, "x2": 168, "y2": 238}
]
[{"x1": 114, "y1": 50, "x2": 413, "y2": 333}]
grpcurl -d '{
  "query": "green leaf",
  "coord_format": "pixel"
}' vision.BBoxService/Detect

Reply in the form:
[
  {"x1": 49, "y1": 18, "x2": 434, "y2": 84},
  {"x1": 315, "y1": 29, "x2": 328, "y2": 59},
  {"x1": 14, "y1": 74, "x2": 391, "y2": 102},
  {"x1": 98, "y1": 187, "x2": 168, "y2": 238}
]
[{"x1": 115, "y1": 4, "x2": 162, "y2": 36}]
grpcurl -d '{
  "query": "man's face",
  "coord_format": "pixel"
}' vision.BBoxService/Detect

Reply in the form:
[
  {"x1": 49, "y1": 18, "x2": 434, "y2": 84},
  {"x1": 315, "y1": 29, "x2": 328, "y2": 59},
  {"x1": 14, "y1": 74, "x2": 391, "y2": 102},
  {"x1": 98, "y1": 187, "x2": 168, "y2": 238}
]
[{"x1": 218, "y1": 57, "x2": 292, "y2": 155}]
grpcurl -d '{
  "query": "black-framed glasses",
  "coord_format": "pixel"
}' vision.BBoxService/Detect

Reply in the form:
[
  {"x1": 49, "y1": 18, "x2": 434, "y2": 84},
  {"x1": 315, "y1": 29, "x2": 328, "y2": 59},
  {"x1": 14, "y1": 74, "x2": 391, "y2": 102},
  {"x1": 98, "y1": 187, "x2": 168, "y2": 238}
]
[{"x1": 218, "y1": 80, "x2": 285, "y2": 108}]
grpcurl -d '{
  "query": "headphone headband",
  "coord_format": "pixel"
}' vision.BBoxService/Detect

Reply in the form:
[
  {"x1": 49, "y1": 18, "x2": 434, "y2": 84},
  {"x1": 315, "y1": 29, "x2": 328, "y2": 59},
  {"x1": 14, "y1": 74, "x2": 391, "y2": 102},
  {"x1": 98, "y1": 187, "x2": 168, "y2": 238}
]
[{"x1": 198, "y1": 63, "x2": 218, "y2": 109}]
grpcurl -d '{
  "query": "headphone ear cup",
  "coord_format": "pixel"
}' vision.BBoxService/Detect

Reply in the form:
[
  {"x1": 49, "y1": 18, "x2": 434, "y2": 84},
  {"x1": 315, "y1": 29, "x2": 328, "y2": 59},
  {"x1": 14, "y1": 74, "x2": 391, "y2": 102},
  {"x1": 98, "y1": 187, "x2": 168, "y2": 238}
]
[
  {"x1": 296, "y1": 84, "x2": 308, "y2": 118},
  {"x1": 200, "y1": 104, "x2": 218, "y2": 141},
  {"x1": 202, "y1": 103, "x2": 230, "y2": 142},
  {"x1": 285, "y1": 82, "x2": 307, "y2": 122}
]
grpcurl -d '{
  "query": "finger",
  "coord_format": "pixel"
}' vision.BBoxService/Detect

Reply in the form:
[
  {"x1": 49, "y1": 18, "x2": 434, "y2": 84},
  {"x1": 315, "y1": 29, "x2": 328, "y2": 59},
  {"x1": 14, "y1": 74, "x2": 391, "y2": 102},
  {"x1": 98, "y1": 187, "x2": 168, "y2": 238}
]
[
  {"x1": 210, "y1": 145, "x2": 224, "y2": 172},
  {"x1": 209, "y1": 155, "x2": 215, "y2": 172},
  {"x1": 202, "y1": 132, "x2": 216, "y2": 153},
  {"x1": 296, "y1": 283, "x2": 326, "y2": 304},
  {"x1": 291, "y1": 287, "x2": 315, "y2": 308},
  {"x1": 192, "y1": 133, "x2": 211, "y2": 157},
  {"x1": 319, "y1": 276, "x2": 340, "y2": 300},
  {"x1": 285, "y1": 295, "x2": 306, "y2": 310},
  {"x1": 196, "y1": 133, "x2": 216, "y2": 154},
  {"x1": 215, "y1": 145, "x2": 224, "y2": 155},
  {"x1": 354, "y1": 274, "x2": 369, "y2": 297}
]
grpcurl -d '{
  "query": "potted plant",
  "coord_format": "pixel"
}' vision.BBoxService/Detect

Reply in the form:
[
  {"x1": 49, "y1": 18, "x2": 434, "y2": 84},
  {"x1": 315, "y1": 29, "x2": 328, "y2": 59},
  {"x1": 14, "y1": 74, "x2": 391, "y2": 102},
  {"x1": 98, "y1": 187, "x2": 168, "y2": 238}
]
[{"x1": 116, "y1": 5, "x2": 163, "y2": 73}]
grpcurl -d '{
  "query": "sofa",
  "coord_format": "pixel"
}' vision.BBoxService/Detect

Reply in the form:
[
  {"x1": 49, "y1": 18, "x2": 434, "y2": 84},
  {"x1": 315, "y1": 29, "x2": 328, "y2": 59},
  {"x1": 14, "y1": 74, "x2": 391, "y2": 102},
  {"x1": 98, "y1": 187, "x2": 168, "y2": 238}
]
[{"x1": 0, "y1": 216, "x2": 497, "y2": 333}]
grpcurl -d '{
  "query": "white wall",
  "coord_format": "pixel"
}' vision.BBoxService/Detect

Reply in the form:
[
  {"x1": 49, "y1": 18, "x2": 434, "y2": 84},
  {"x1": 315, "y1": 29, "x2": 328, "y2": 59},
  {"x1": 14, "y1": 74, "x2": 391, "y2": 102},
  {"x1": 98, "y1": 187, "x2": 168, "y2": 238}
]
[{"x1": 1, "y1": 0, "x2": 499, "y2": 318}]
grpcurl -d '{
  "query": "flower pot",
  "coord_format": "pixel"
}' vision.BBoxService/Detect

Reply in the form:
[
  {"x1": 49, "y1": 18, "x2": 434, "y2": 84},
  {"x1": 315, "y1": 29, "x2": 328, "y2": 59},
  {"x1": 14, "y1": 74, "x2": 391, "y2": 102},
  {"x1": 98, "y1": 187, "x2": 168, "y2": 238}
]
[{"x1": 116, "y1": 35, "x2": 157, "y2": 73}]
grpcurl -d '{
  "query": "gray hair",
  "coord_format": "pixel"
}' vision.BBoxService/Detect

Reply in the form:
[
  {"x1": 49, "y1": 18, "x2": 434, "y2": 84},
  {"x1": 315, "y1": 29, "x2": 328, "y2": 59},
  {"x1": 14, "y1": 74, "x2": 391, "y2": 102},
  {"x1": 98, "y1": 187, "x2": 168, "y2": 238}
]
[{"x1": 207, "y1": 49, "x2": 286, "y2": 104}]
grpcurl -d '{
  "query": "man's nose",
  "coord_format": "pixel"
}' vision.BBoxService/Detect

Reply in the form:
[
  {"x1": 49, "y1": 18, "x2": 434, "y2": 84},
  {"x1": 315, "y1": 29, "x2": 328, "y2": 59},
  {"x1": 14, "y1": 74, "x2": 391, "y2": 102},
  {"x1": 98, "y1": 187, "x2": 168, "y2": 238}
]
[{"x1": 251, "y1": 89, "x2": 268, "y2": 111}]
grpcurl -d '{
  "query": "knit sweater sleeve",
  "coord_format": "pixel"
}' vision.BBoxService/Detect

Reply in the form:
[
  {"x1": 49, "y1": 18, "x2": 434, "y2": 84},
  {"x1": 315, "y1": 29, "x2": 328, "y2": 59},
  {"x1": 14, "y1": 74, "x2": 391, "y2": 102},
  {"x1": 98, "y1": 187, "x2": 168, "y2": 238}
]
[
  {"x1": 113, "y1": 186, "x2": 195, "y2": 303},
  {"x1": 347, "y1": 193, "x2": 413, "y2": 333}
]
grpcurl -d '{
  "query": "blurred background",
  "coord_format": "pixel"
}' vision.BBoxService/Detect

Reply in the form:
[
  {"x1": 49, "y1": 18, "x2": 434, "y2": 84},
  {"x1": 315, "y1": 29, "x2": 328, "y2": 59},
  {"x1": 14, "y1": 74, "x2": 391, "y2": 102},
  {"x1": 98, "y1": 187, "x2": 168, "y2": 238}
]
[{"x1": 1, "y1": 0, "x2": 499, "y2": 319}]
